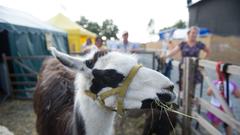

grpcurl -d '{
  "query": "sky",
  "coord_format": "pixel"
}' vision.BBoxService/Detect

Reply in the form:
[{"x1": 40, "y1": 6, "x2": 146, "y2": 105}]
[{"x1": 0, "y1": 0, "x2": 189, "y2": 43}]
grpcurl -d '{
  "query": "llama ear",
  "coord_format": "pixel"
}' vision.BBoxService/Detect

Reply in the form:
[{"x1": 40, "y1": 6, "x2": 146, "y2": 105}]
[{"x1": 49, "y1": 47, "x2": 89, "y2": 72}]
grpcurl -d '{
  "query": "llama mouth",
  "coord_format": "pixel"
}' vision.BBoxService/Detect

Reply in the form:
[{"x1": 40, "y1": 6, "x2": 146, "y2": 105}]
[
  {"x1": 141, "y1": 99, "x2": 159, "y2": 109},
  {"x1": 140, "y1": 90, "x2": 176, "y2": 109},
  {"x1": 157, "y1": 90, "x2": 176, "y2": 103},
  {"x1": 140, "y1": 98, "x2": 175, "y2": 110}
]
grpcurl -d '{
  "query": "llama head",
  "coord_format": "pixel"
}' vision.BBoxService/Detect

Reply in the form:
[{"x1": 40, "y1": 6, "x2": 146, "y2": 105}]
[{"x1": 50, "y1": 47, "x2": 175, "y2": 112}]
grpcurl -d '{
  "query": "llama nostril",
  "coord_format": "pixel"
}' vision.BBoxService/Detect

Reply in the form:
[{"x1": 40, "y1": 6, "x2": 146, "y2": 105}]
[
  {"x1": 165, "y1": 85, "x2": 174, "y2": 92},
  {"x1": 169, "y1": 85, "x2": 174, "y2": 91},
  {"x1": 157, "y1": 93, "x2": 172, "y2": 103}
]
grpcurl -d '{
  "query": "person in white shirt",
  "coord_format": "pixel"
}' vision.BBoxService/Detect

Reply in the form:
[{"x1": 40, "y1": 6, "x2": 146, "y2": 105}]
[
  {"x1": 110, "y1": 31, "x2": 140, "y2": 53},
  {"x1": 81, "y1": 38, "x2": 92, "y2": 51}
]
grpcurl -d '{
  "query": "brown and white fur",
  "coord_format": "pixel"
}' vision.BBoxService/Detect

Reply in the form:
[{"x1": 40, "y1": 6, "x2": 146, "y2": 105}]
[{"x1": 34, "y1": 48, "x2": 175, "y2": 135}]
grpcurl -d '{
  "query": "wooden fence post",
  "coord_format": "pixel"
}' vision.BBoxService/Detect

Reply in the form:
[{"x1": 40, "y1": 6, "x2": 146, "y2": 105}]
[
  {"x1": 2, "y1": 54, "x2": 13, "y2": 99},
  {"x1": 182, "y1": 57, "x2": 197, "y2": 135}
]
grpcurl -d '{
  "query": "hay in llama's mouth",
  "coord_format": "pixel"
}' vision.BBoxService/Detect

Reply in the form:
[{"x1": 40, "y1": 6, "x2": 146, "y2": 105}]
[{"x1": 140, "y1": 88, "x2": 176, "y2": 110}]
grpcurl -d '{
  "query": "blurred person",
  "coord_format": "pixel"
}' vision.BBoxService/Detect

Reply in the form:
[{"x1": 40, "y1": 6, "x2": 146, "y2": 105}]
[
  {"x1": 161, "y1": 26, "x2": 210, "y2": 97},
  {"x1": 81, "y1": 38, "x2": 92, "y2": 51},
  {"x1": 207, "y1": 62, "x2": 240, "y2": 135},
  {"x1": 160, "y1": 40, "x2": 174, "y2": 79},
  {"x1": 110, "y1": 31, "x2": 141, "y2": 53},
  {"x1": 81, "y1": 36, "x2": 107, "y2": 54}
]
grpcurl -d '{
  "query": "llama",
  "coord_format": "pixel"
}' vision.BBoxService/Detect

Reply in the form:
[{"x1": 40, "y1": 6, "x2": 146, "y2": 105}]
[{"x1": 34, "y1": 48, "x2": 176, "y2": 135}]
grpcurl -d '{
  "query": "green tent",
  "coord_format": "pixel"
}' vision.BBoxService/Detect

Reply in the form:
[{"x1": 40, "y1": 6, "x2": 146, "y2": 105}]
[{"x1": 0, "y1": 6, "x2": 69, "y2": 99}]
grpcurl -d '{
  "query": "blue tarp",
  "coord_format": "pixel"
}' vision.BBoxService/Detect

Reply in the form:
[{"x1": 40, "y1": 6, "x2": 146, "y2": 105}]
[
  {"x1": 159, "y1": 28, "x2": 176, "y2": 40},
  {"x1": 199, "y1": 28, "x2": 210, "y2": 36},
  {"x1": 159, "y1": 27, "x2": 210, "y2": 40}
]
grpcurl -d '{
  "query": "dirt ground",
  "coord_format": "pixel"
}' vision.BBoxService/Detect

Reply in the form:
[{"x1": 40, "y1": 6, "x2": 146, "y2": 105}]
[
  {"x1": 0, "y1": 100, "x2": 37, "y2": 135},
  {"x1": 0, "y1": 99, "x2": 181, "y2": 135}
]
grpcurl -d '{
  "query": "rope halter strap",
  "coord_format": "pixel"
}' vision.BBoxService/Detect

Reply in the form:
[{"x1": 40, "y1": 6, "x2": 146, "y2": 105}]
[{"x1": 85, "y1": 64, "x2": 142, "y2": 116}]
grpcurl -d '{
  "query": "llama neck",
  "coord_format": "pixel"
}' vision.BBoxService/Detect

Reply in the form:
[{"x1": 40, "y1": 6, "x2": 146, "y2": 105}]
[
  {"x1": 74, "y1": 75, "x2": 116, "y2": 135},
  {"x1": 75, "y1": 91, "x2": 116, "y2": 135}
]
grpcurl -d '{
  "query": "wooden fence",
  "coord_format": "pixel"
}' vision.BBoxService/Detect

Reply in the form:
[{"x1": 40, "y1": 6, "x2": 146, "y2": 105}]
[
  {"x1": 175, "y1": 57, "x2": 240, "y2": 135},
  {"x1": 2, "y1": 54, "x2": 49, "y2": 99}
]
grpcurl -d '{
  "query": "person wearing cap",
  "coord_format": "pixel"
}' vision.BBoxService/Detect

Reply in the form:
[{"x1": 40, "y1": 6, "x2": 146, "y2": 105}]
[
  {"x1": 112, "y1": 31, "x2": 140, "y2": 53},
  {"x1": 81, "y1": 36, "x2": 107, "y2": 54}
]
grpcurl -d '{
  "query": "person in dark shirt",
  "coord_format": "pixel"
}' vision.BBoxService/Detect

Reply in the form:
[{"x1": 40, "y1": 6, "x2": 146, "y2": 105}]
[{"x1": 162, "y1": 26, "x2": 210, "y2": 96}]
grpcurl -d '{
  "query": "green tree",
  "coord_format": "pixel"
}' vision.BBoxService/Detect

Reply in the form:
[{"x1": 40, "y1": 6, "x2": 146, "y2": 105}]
[
  {"x1": 159, "y1": 20, "x2": 186, "y2": 32},
  {"x1": 86, "y1": 22, "x2": 101, "y2": 35},
  {"x1": 101, "y1": 19, "x2": 119, "y2": 40},
  {"x1": 172, "y1": 20, "x2": 186, "y2": 29},
  {"x1": 77, "y1": 16, "x2": 89, "y2": 27},
  {"x1": 76, "y1": 17, "x2": 119, "y2": 40}
]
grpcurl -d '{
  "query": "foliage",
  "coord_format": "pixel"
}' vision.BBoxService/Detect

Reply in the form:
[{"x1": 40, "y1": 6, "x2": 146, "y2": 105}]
[
  {"x1": 159, "y1": 20, "x2": 187, "y2": 32},
  {"x1": 76, "y1": 16, "x2": 119, "y2": 40},
  {"x1": 173, "y1": 20, "x2": 186, "y2": 29},
  {"x1": 101, "y1": 19, "x2": 119, "y2": 39},
  {"x1": 86, "y1": 22, "x2": 101, "y2": 35},
  {"x1": 77, "y1": 16, "x2": 88, "y2": 27}
]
